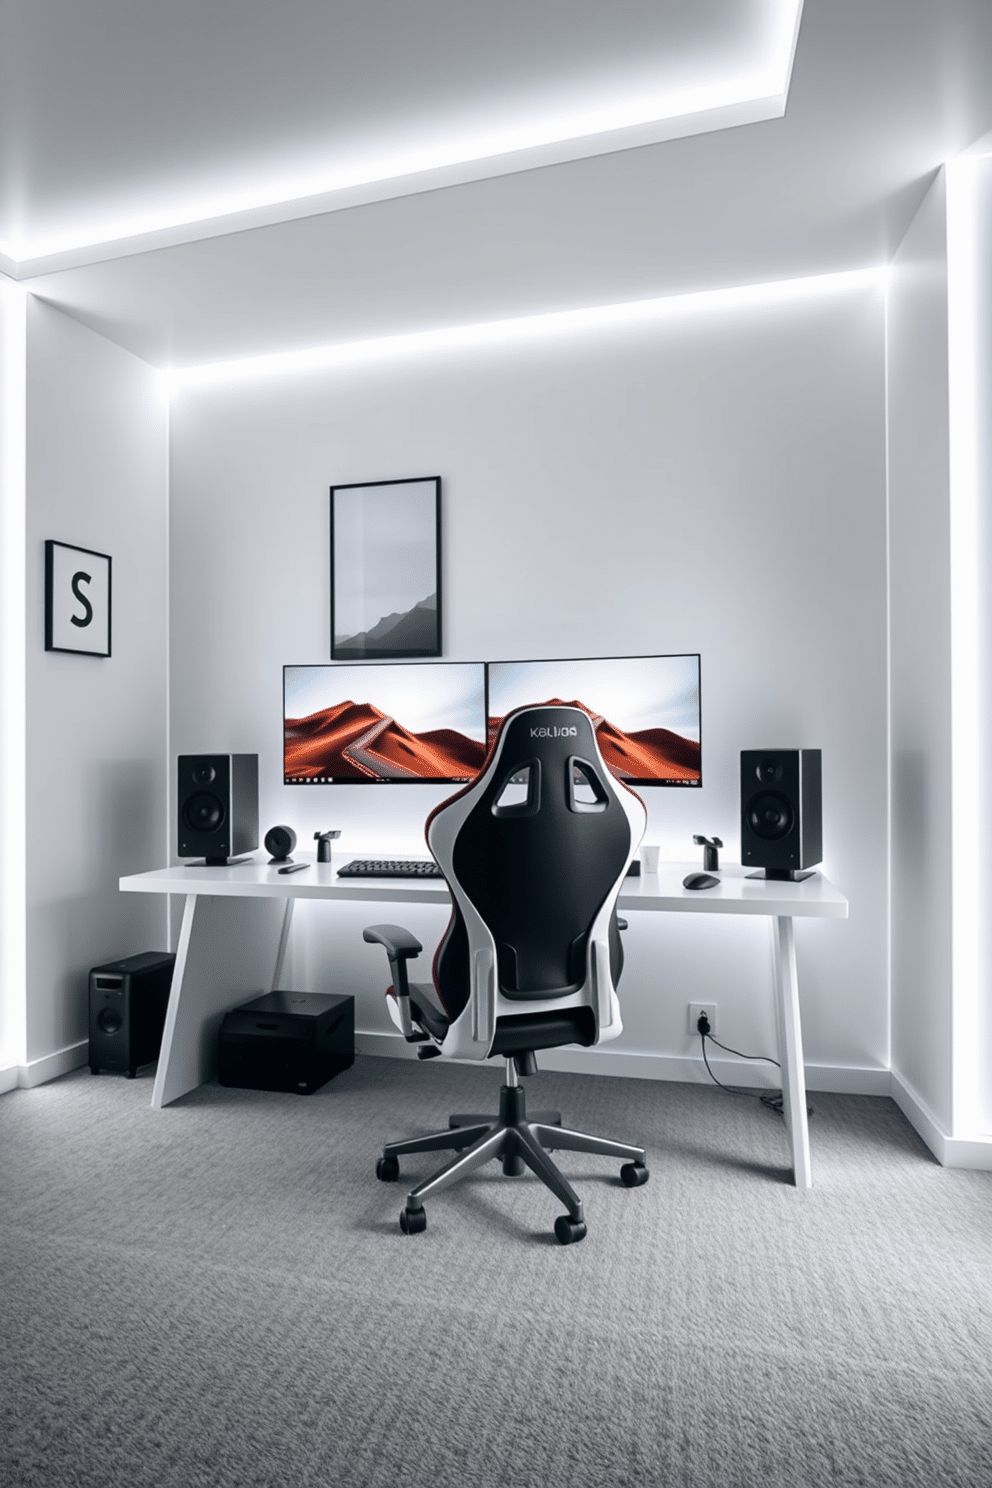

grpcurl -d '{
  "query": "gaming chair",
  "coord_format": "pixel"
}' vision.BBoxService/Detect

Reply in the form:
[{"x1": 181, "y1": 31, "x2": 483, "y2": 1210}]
[{"x1": 364, "y1": 704, "x2": 650, "y2": 1244}]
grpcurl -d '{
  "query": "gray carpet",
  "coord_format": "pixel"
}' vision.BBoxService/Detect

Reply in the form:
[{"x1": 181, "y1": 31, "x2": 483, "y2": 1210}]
[{"x1": 2, "y1": 1057, "x2": 991, "y2": 1488}]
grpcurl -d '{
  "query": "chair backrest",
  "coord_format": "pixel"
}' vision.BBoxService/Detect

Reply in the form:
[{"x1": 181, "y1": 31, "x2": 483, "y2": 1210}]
[{"x1": 426, "y1": 704, "x2": 646, "y2": 1051}]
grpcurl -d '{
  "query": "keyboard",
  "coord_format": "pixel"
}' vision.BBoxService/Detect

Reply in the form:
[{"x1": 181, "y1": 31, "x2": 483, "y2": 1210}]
[{"x1": 336, "y1": 858, "x2": 444, "y2": 879}]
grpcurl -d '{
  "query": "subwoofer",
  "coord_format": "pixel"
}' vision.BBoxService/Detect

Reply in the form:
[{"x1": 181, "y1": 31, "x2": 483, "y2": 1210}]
[
  {"x1": 740, "y1": 749, "x2": 822, "y2": 881},
  {"x1": 177, "y1": 754, "x2": 258, "y2": 865},
  {"x1": 89, "y1": 951, "x2": 176, "y2": 1077}
]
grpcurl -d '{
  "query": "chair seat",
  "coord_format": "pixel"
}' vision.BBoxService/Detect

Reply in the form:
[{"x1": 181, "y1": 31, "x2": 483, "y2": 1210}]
[
  {"x1": 409, "y1": 985, "x2": 597, "y2": 1057},
  {"x1": 408, "y1": 983, "x2": 450, "y2": 1042},
  {"x1": 489, "y1": 1007, "x2": 596, "y2": 1056}
]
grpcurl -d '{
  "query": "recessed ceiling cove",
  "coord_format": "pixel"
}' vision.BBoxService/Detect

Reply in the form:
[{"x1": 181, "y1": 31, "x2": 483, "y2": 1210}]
[{"x1": 0, "y1": 0, "x2": 802, "y2": 274}]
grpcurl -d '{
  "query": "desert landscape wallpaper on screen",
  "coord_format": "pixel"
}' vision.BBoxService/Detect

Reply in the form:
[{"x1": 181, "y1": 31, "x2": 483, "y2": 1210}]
[
  {"x1": 285, "y1": 698, "x2": 486, "y2": 782},
  {"x1": 283, "y1": 662, "x2": 487, "y2": 783},
  {"x1": 486, "y1": 655, "x2": 702, "y2": 786},
  {"x1": 486, "y1": 700, "x2": 701, "y2": 783},
  {"x1": 284, "y1": 656, "x2": 701, "y2": 787}
]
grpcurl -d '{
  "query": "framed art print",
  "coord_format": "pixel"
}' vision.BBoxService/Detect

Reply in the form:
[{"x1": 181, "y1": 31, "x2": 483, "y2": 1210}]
[
  {"x1": 330, "y1": 477, "x2": 441, "y2": 660},
  {"x1": 45, "y1": 540, "x2": 112, "y2": 657}
]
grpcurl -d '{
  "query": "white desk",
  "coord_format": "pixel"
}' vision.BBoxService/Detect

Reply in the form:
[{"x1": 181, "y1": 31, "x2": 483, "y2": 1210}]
[{"x1": 120, "y1": 857, "x2": 848, "y2": 1188}]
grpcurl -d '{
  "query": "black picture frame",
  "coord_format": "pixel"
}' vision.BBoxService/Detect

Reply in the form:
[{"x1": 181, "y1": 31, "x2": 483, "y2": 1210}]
[
  {"x1": 330, "y1": 477, "x2": 441, "y2": 660},
  {"x1": 44, "y1": 540, "x2": 112, "y2": 658}
]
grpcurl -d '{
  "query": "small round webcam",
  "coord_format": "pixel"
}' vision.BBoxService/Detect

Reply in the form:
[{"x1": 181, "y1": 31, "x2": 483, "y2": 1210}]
[{"x1": 264, "y1": 824, "x2": 297, "y2": 863}]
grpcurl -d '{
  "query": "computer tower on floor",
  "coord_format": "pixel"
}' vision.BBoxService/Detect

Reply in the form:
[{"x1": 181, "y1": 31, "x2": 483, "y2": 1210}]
[
  {"x1": 89, "y1": 951, "x2": 176, "y2": 1077},
  {"x1": 218, "y1": 991, "x2": 355, "y2": 1095}
]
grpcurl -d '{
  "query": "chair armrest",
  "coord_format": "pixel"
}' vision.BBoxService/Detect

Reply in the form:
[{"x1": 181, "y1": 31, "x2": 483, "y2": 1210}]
[
  {"x1": 363, "y1": 924, "x2": 423, "y2": 960},
  {"x1": 363, "y1": 924, "x2": 423, "y2": 1040}
]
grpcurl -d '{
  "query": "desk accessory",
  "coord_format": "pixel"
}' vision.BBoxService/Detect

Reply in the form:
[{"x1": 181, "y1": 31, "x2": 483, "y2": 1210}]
[
  {"x1": 741, "y1": 749, "x2": 821, "y2": 881},
  {"x1": 89, "y1": 952, "x2": 175, "y2": 1078},
  {"x1": 683, "y1": 872, "x2": 719, "y2": 890},
  {"x1": 278, "y1": 862, "x2": 309, "y2": 875},
  {"x1": 218, "y1": 990, "x2": 354, "y2": 1094},
  {"x1": 314, "y1": 829, "x2": 341, "y2": 863},
  {"x1": 265, "y1": 824, "x2": 296, "y2": 862},
  {"x1": 693, "y1": 834, "x2": 722, "y2": 871},
  {"x1": 177, "y1": 754, "x2": 258, "y2": 865},
  {"x1": 641, "y1": 846, "x2": 660, "y2": 872},
  {"x1": 337, "y1": 858, "x2": 443, "y2": 878}
]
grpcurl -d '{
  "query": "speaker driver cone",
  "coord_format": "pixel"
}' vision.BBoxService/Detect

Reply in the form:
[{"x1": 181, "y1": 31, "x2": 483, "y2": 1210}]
[
  {"x1": 747, "y1": 792, "x2": 794, "y2": 841},
  {"x1": 183, "y1": 792, "x2": 226, "y2": 834},
  {"x1": 98, "y1": 1007, "x2": 123, "y2": 1035}
]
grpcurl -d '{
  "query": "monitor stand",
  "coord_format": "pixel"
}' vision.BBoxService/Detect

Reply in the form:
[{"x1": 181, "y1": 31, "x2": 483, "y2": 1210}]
[{"x1": 746, "y1": 868, "x2": 816, "y2": 882}]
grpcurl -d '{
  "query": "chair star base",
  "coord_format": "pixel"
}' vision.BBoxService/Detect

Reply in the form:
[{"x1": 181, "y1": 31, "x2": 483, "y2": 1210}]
[{"x1": 376, "y1": 1063, "x2": 649, "y2": 1244}]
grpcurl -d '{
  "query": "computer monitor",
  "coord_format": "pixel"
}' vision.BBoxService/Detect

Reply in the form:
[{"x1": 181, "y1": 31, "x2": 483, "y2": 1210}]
[
  {"x1": 486, "y1": 654, "x2": 701, "y2": 786},
  {"x1": 284, "y1": 661, "x2": 487, "y2": 784}
]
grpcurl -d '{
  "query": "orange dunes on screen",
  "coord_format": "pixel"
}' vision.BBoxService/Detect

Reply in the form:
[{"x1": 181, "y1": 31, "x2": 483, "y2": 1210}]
[
  {"x1": 285, "y1": 700, "x2": 486, "y2": 781},
  {"x1": 488, "y1": 699, "x2": 701, "y2": 782}
]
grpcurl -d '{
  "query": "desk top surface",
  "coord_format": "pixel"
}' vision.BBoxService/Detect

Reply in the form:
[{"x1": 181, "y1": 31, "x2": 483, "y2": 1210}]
[{"x1": 120, "y1": 856, "x2": 848, "y2": 919}]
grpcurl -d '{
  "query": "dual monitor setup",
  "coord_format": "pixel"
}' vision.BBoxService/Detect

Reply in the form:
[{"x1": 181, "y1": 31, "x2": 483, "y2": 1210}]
[
  {"x1": 177, "y1": 651, "x2": 822, "y2": 882},
  {"x1": 283, "y1": 652, "x2": 702, "y2": 788}
]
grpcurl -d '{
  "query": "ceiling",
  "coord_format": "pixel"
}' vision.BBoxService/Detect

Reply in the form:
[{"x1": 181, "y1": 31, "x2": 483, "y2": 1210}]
[{"x1": 5, "y1": 0, "x2": 992, "y2": 370}]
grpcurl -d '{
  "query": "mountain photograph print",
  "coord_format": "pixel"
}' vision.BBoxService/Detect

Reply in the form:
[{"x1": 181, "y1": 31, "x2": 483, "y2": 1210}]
[{"x1": 331, "y1": 477, "x2": 441, "y2": 659}]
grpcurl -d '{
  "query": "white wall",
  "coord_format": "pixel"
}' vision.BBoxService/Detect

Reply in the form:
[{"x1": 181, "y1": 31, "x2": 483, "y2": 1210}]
[
  {"x1": 886, "y1": 173, "x2": 954, "y2": 1135},
  {"x1": 966, "y1": 158, "x2": 992, "y2": 1135},
  {"x1": 24, "y1": 298, "x2": 169, "y2": 1077},
  {"x1": 946, "y1": 152, "x2": 992, "y2": 1140},
  {"x1": 169, "y1": 285, "x2": 889, "y2": 1088},
  {"x1": 0, "y1": 276, "x2": 26, "y2": 1079}
]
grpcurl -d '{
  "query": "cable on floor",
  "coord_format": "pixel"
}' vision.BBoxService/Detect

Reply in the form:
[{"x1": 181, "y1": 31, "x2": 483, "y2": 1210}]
[{"x1": 696, "y1": 1014, "x2": 812, "y2": 1117}]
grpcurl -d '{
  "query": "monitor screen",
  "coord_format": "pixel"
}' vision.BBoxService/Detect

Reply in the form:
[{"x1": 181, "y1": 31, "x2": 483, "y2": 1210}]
[
  {"x1": 486, "y1": 654, "x2": 701, "y2": 786},
  {"x1": 284, "y1": 661, "x2": 488, "y2": 783}
]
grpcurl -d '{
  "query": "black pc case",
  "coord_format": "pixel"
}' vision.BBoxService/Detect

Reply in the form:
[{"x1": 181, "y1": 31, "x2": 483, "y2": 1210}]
[
  {"x1": 89, "y1": 951, "x2": 176, "y2": 1077},
  {"x1": 218, "y1": 991, "x2": 355, "y2": 1095}
]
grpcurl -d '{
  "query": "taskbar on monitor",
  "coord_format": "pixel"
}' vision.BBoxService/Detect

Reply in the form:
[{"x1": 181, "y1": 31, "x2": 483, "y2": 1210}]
[{"x1": 284, "y1": 775, "x2": 473, "y2": 785}]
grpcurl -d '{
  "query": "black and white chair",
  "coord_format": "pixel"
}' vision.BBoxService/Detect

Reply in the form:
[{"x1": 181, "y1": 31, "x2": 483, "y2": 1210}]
[{"x1": 364, "y1": 704, "x2": 650, "y2": 1244}]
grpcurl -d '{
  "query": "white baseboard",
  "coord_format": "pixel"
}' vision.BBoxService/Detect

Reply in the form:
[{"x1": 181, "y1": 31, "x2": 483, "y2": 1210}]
[
  {"x1": 356, "y1": 1030, "x2": 423, "y2": 1061},
  {"x1": 0, "y1": 1040, "x2": 90, "y2": 1095},
  {"x1": 8, "y1": 1032, "x2": 989, "y2": 1171},
  {"x1": 890, "y1": 1069, "x2": 992, "y2": 1170},
  {"x1": 355, "y1": 1031, "x2": 891, "y2": 1096}
]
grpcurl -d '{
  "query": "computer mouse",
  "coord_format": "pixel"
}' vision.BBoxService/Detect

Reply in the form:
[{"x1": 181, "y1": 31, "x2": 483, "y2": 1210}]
[{"x1": 683, "y1": 872, "x2": 720, "y2": 891}]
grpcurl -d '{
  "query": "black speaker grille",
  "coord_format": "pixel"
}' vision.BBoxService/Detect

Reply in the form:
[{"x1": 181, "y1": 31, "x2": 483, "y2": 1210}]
[
  {"x1": 183, "y1": 792, "x2": 226, "y2": 834},
  {"x1": 746, "y1": 791, "x2": 795, "y2": 841}
]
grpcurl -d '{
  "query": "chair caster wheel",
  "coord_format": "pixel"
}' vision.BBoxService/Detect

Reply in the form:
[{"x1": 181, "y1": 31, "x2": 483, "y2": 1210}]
[
  {"x1": 399, "y1": 1205, "x2": 427, "y2": 1235},
  {"x1": 376, "y1": 1156, "x2": 400, "y2": 1182},
  {"x1": 620, "y1": 1162, "x2": 649, "y2": 1188},
  {"x1": 554, "y1": 1215, "x2": 587, "y2": 1245}
]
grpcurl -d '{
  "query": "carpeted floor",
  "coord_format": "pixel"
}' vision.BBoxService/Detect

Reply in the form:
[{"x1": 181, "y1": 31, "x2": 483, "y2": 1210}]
[{"x1": 2, "y1": 1056, "x2": 991, "y2": 1488}]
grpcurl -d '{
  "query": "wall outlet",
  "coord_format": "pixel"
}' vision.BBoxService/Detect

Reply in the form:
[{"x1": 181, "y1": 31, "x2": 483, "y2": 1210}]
[{"x1": 688, "y1": 1002, "x2": 717, "y2": 1037}]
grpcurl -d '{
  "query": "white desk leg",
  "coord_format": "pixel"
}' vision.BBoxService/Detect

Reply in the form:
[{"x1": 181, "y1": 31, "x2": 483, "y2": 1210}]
[
  {"x1": 271, "y1": 897, "x2": 295, "y2": 991},
  {"x1": 772, "y1": 915, "x2": 812, "y2": 1190},
  {"x1": 152, "y1": 893, "x2": 291, "y2": 1109}
]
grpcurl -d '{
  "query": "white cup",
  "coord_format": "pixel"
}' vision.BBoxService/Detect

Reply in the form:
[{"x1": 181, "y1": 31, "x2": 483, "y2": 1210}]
[{"x1": 641, "y1": 845, "x2": 660, "y2": 873}]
